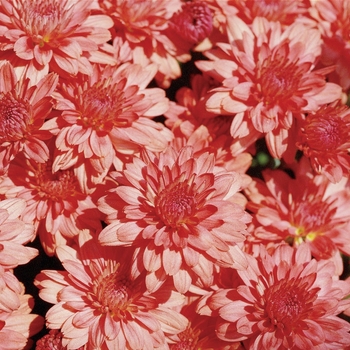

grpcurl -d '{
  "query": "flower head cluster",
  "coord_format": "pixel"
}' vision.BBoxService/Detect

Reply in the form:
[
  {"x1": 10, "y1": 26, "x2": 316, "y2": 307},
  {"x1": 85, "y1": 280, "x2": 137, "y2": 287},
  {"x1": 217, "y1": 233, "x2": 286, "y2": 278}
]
[{"x1": 0, "y1": 1, "x2": 349, "y2": 348}]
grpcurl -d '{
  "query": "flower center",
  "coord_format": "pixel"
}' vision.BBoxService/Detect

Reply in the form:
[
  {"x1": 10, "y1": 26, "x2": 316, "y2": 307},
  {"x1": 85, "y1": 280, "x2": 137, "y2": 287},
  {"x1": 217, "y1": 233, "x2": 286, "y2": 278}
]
[
  {"x1": 35, "y1": 161, "x2": 80, "y2": 201},
  {"x1": 258, "y1": 45, "x2": 304, "y2": 104},
  {"x1": 170, "y1": 1, "x2": 213, "y2": 44},
  {"x1": 302, "y1": 113, "x2": 349, "y2": 152},
  {"x1": 0, "y1": 92, "x2": 30, "y2": 142},
  {"x1": 155, "y1": 176, "x2": 197, "y2": 228},
  {"x1": 290, "y1": 197, "x2": 336, "y2": 240},
  {"x1": 265, "y1": 276, "x2": 319, "y2": 332},
  {"x1": 93, "y1": 267, "x2": 136, "y2": 320},
  {"x1": 79, "y1": 78, "x2": 141, "y2": 132}
]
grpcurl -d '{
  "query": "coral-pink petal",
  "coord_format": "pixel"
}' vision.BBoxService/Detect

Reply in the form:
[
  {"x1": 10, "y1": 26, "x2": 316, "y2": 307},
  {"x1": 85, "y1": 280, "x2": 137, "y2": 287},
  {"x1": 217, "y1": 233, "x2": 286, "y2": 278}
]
[
  {"x1": 219, "y1": 300, "x2": 249, "y2": 322},
  {"x1": 149, "y1": 307, "x2": 188, "y2": 334},
  {"x1": 135, "y1": 312, "x2": 161, "y2": 332},
  {"x1": 121, "y1": 321, "x2": 144, "y2": 349},
  {"x1": 34, "y1": 45, "x2": 52, "y2": 66},
  {"x1": 162, "y1": 249, "x2": 182, "y2": 276},
  {"x1": 117, "y1": 221, "x2": 143, "y2": 243},
  {"x1": 173, "y1": 269, "x2": 192, "y2": 294},
  {"x1": 90, "y1": 131, "x2": 112, "y2": 157},
  {"x1": 143, "y1": 246, "x2": 162, "y2": 272},
  {"x1": 103, "y1": 312, "x2": 119, "y2": 339},
  {"x1": 23, "y1": 139, "x2": 49, "y2": 162},
  {"x1": 116, "y1": 186, "x2": 143, "y2": 205},
  {"x1": 72, "y1": 308, "x2": 96, "y2": 328},
  {"x1": 0, "y1": 62, "x2": 17, "y2": 92},
  {"x1": 46, "y1": 303, "x2": 73, "y2": 329},
  {"x1": 61, "y1": 260, "x2": 91, "y2": 286},
  {"x1": 14, "y1": 36, "x2": 34, "y2": 59}
]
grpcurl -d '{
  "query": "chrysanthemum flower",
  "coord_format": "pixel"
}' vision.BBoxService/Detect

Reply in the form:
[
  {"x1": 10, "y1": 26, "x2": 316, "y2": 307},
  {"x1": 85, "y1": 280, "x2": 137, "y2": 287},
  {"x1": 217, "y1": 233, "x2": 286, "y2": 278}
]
[
  {"x1": 169, "y1": 0, "x2": 213, "y2": 47},
  {"x1": 0, "y1": 198, "x2": 37, "y2": 270},
  {"x1": 0, "y1": 61, "x2": 58, "y2": 175},
  {"x1": 98, "y1": 146, "x2": 250, "y2": 293},
  {"x1": 0, "y1": 147, "x2": 102, "y2": 256},
  {"x1": 244, "y1": 158, "x2": 350, "y2": 263},
  {"x1": 0, "y1": 281, "x2": 44, "y2": 350},
  {"x1": 198, "y1": 244, "x2": 350, "y2": 349},
  {"x1": 97, "y1": 0, "x2": 191, "y2": 87},
  {"x1": 35, "y1": 234, "x2": 188, "y2": 349},
  {"x1": 47, "y1": 62, "x2": 172, "y2": 193},
  {"x1": 0, "y1": 0, "x2": 115, "y2": 83},
  {"x1": 296, "y1": 101, "x2": 350, "y2": 183},
  {"x1": 196, "y1": 17, "x2": 342, "y2": 158},
  {"x1": 309, "y1": 0, "x2": 350, "y2": 91}
]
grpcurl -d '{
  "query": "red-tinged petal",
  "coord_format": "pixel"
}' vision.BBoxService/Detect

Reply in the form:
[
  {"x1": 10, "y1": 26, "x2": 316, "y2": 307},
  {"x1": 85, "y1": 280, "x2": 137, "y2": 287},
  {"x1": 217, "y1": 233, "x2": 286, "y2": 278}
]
[
  {"x1": 13, "y1": 36, "x2": 34, "y2": 60},
  {"x1": 149, "y1": 307, "x2": 188, "y2": 334},
  {"x1": 143, "y1": 246, "x2": 162, "y2": 272},
  {"x1": 61, "y1": 260, "x2": 91, "y2": 287},
  {"x1": 89, "y1": 131, "x2": 113, "y2": 157},
  {"x1": 53, "y1": 54, "x2": 79, "y2": 75},
  {"x1": 173, "y1": 268, "x2": 192, "y2": 294},
  {"x1": 121, "y1": 321, "x2": 145, "y2": 349},
  {"x1": 58, "y1": 38, "x2": 83, "y2": 59},
  {"x1": 66, "y1": 125, "x2": 91, "y2": 145},
  {"x1": 162, "y1": 248, "x2": 182, "y2": 276},
  {"x1": 46, "y1": 303, "x2": 74, "y2": 329},
  {"x1": 116, "y1": 186, "x2": 144, "y2": 205},
  {"x1": 22, "y1": 139, "x2": 49, "y2": 163},
  {"x1": 0, "y1": 61, "x2": 17, "y2": 92},
  {"x1": 33, "y1": 45, "x2": 53, "y2": 66},
  {"x1": 102, "y1": 312, "x2": 119, "y2": 340},
  {"x1": 30, "y1": 72, "x2": 58, "y2": 103},
  {"x1": 99, "y1": 222, "x2": 124, "y2": 246},
  {"x1": 134, "y1": 312, "x2": 161, "y2": 332}
]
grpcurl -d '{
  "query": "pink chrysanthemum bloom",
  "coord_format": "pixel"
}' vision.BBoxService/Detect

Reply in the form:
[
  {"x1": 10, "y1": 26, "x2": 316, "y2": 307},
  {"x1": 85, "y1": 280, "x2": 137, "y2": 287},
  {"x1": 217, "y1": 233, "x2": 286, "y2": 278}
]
[
  {"x1": 46, "y1": 63, "x2": 172, "y2": 193},
  {"x1": 0, "y1": 198, "x2": 37, "y2": 270},
  {"x1": 309, "y1": 0, "x2": 350, "y2": 91},
  {"x1": 98, "y1": 145, "x2": 250, "y2": 293},
  {"x1": 244, "y1": 158, "x2": 350, "y2": 264},
  {"x1": 35, "y1": 234, "x2": 188, "y2": 349},
  {"x1": 0, "y1": 61, "x2": 58, "y2": 175},
  {"x1": 296, "y1": 100, "x2": 350, "y2": 183},
  {"x1": 0, "y1": 148, "x2": 102, "y2": 256},
  {"x1": 0, "y1": 0, "x2": 116, "y2": 83},
  {"x1": 196, "y1": 17, "x2": 342, "y2": 158},
  {"x1": 169, "y1": 0, "x2": 213, "y2": 47},
  {"x1": 0, "y1": 271, "x2": 44, "y2": 349},
  {"x1": 97, "y1": 0, "x2": 191, "y2": 88},
  {"x1": 198, "y1": 244, "x2": 350, "y2": 349}
]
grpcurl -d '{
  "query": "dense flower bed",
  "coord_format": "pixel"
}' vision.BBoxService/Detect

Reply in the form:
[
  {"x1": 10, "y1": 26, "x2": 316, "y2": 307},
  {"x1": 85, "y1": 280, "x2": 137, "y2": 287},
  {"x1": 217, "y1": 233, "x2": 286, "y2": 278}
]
[{"x1": 1, "y1": 0, "x2": 350, "y2": 349}]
